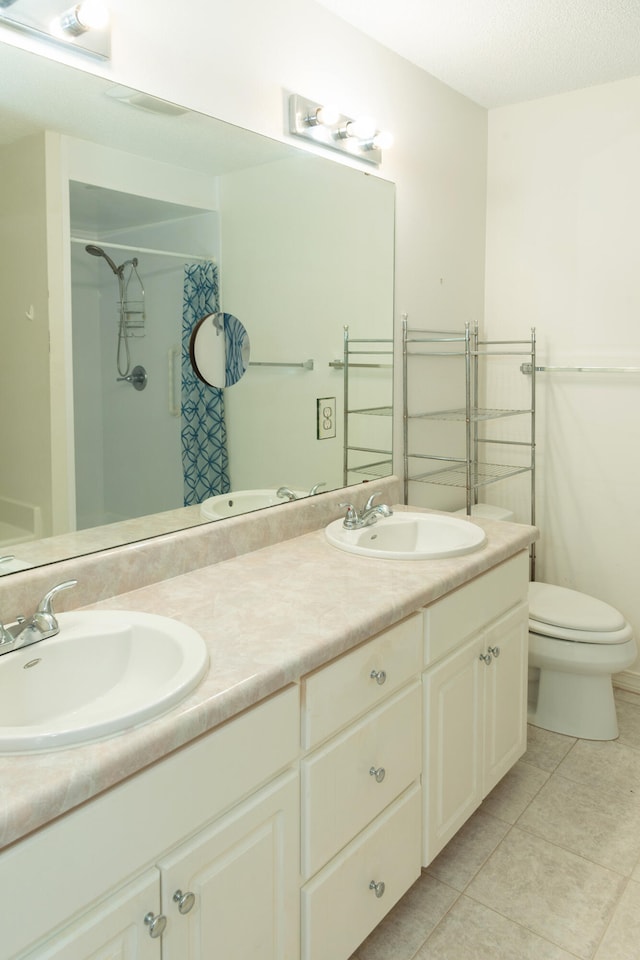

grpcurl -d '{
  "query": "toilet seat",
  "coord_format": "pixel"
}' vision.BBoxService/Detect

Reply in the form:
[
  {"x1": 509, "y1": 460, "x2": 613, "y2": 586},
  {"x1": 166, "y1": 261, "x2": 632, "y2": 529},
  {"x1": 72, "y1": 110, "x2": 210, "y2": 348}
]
[{"x1": 528, "y1": 582, "x2": 632, "y2": 645}]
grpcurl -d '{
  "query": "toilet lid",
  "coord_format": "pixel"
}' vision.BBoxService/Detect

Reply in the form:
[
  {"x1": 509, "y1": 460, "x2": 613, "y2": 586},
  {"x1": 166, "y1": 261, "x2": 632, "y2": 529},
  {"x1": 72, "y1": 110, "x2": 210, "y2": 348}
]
[{"x1": 528, "y1": 582, "x2": 626, "y2": 633}]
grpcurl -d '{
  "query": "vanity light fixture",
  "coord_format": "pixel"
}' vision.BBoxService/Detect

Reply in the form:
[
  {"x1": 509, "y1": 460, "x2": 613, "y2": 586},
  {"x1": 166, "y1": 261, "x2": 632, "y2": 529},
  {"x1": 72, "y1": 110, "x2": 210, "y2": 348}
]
[
  {"x1": 288, "y1": 93, "x2": 391, "y2": 166},
  {"x1": 0, "y1": 0, "x2": 110, "y2": 58}
]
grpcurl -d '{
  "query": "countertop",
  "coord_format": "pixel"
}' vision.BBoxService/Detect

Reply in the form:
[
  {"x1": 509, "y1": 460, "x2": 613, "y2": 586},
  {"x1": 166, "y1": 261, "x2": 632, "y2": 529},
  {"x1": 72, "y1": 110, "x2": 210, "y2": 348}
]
[{"x1": 0, "y1": 512, "x2": 536, "y2": 852}]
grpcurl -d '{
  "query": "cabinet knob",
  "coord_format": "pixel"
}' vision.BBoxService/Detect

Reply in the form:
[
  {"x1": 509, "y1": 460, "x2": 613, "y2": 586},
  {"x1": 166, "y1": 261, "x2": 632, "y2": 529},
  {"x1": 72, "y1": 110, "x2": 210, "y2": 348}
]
[
  {"x1": 173, "y1": 889, "x2": 196, "y2": 914},
  {"x1": 369, "y1": 765, "x2": 386, "y2": 783},
  {"x1": 144, "y1": 912, "x2": 167, "y2": 939},
  {"x1": 479, "y1": 652, "x2": 492, "y2": 665},
  {"x1": 370, "y1": 669, "x2": 387, "y2": 685},
  {"x1": 369, "y1": 880, "x2": 386, "y2": 899},
  {"x1": 488, "y1": 645, "x2": 501, "y2": 658}
]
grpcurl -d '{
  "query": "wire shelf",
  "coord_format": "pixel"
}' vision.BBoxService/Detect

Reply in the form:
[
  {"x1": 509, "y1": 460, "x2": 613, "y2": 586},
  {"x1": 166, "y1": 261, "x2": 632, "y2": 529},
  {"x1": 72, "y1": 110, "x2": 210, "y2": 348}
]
[
  {"x1": 348, "y1": 458, "x2": 393, "y2": 477},
  {"x1": 408, "y1": 461, "x2": 532, "y2": 489},
  {"x1": 409, "y1": 407, "x2": 531, "y2": 422},
  {"x1": 347, "y1": 405, "x2": 393, "y2": 417}
]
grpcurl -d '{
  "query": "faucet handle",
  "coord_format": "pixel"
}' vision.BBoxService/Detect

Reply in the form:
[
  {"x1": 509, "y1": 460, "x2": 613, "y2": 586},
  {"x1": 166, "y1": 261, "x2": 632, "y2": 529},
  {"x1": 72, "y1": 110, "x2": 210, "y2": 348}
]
[
  {"x1": 35, "y1": 580, "x2": 77, "y2": 629},
  {"x1": 339, "y1": 502, "x2": 358, "y2": 527},
  {"x1": 0, "y1": 621, "x2": 13, "y2": 646}
]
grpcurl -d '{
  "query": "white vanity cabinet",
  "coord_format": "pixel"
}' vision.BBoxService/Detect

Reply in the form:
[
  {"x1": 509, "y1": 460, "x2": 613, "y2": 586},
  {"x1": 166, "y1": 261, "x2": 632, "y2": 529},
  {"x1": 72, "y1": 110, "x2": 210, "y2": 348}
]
[
  {"x1": 7, "y1": 686, "x2": 300, "y2": 960},
  {"x1": 20, "y1": 869, "x2": 161, "y2": 960},
  {"x1": 300, "y1": 614, "x2": 423, "y2": 960},
  {"x1": 422, "y1": 551, "x2": 529, "y2": 865}
]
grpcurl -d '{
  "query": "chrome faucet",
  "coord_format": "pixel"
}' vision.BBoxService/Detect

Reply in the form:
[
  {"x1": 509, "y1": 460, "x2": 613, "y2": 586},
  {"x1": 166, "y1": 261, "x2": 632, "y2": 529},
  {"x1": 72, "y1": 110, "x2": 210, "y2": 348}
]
[
  {"x1": 340, "y1": 493, "x2": 393, "y2": 530},
  {"x1": 276, "y1": 487, "x2": 297, "y2": 501},
  {"x1": 309, "y1": 481, "x2": 326, "y2": 496},
  {"x1": 0, "y1": 580, "x2": 77, "y2": 657}
]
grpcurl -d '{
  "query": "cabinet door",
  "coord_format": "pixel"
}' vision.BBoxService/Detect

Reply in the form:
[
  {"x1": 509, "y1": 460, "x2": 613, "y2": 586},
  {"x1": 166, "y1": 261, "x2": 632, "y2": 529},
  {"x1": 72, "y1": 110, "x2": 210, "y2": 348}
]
[
  {"x1": 159, "y1": 771, "x2": 299, "y2": 960},
  {"x1": 482, "y1": 601, "x2": 529, "y2": 796},
  {"x1": 423, "y1": 636, "x2": 483, "y2": 866},
  {"x1": 22, "y1": 869, "x2": 160, "y2": 960}
]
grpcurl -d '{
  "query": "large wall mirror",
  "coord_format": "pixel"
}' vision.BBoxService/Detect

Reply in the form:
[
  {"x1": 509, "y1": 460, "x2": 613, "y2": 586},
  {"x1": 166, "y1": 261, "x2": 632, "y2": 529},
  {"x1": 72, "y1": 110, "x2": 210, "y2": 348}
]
[{"x1": 0, "y1": 43, "x2": 395, "y2": 576}]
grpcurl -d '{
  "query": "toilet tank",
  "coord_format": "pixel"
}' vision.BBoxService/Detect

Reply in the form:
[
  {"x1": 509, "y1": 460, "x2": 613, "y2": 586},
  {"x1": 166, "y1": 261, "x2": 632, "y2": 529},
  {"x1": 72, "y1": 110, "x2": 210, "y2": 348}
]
[{"x1": 453, "y1": 503, "x2": 515, "y2": 522}]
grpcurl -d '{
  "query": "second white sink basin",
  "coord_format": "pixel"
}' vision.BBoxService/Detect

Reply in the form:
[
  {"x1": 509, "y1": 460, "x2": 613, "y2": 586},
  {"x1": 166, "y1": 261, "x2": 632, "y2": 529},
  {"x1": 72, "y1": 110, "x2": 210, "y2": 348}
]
[
  {"x1": 0, "y1": 611, "x2": 209, "y2": 753},
  {"x1": 200, "y1": 488, "x2": 307, "y2": 520},
  {"x1": 325, "y1": 511, "x2": 487, "y2": 560}
]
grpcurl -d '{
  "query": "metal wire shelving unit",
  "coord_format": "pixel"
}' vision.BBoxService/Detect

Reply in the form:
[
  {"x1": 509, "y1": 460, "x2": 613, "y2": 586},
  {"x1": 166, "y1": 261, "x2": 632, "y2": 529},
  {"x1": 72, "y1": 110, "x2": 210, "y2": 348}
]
[
  {"x1": 340, "y1": 326, "x2": 393, "y2": 485},
  {"x1": 402, "y1": 318, "x2": 537, "y2": 576}
]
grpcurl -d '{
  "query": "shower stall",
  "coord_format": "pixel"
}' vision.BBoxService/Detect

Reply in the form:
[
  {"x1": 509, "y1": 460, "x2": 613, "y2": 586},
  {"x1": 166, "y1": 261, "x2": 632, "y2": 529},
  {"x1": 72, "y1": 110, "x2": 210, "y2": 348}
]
[{"x1": 70, "y1": 182, "x2": 220, "y2": 530}]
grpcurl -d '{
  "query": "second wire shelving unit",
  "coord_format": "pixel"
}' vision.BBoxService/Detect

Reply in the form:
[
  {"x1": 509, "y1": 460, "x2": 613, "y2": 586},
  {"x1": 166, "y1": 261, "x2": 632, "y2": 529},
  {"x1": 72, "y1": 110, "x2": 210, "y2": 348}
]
[
  {"x1": 402, "y1": 318, "x2": 536, "y2": 576},
  {"x1": 339, "y1": 325, "x2": 394, "y2": 486}
]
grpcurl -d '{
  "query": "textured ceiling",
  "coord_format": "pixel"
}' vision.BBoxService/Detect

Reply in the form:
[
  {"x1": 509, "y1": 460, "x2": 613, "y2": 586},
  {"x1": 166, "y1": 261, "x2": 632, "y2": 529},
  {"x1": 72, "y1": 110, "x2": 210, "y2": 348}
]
[{"x1": 314, "y1": 0, "x2": 640, "y2": 107}]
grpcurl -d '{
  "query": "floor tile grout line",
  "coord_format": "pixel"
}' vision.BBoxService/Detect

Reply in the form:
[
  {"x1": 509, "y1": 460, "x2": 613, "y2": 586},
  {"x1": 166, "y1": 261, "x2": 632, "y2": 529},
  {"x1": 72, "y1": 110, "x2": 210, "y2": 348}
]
[{"x1": 589, "y1": 874, "x2": 634, "y2": 960}]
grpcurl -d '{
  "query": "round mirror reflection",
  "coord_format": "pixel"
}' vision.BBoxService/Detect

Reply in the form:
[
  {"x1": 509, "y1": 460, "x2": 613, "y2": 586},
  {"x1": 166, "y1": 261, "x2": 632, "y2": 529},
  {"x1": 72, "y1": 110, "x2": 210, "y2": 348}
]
[{"x1": 189, "y1": 312, "x2": 250, "y2": 388}]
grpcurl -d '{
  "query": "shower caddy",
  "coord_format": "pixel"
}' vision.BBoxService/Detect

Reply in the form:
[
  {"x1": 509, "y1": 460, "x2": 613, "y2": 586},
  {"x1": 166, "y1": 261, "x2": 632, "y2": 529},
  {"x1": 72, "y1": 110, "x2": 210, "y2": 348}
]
[
  {"x1": 402, "y1": 318, "x2": 537, "y2": 576},
  {"x1": 338, "y1": 325, "x2": 393, "y2": 485}
]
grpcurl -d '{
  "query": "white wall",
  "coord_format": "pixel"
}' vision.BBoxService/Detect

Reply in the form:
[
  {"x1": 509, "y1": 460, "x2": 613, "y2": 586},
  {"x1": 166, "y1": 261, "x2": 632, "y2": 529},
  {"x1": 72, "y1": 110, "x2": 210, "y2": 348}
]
[
  {"x1": 0, "y1": 134, "x2": 53, "y2": 536},
  {"x1": 220, "y1": 154, "x2": 394, "y2": 492},
  {"x1": 486, "y1": 76, "x2": 640, "y2": 681}
]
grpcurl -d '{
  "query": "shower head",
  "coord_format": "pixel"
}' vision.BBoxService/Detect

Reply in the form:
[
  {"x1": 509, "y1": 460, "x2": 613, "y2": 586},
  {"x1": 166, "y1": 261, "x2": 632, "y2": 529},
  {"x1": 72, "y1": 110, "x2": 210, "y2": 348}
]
[{"x1": 85, "y1": 244, "x2": 121, "y2": 275}]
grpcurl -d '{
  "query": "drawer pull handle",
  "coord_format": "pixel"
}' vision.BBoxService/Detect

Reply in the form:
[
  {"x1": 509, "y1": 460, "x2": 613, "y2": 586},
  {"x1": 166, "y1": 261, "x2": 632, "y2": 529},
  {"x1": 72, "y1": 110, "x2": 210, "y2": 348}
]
[
  {"x1": 479, "y1": 652, "x2": 492, "y2": 665},
  {"x1": 370, "y1": 669, "x2": 387, "y2": 685},
  {"x1": 369, "y1": 765, "x2": 386, "y2": 783},
  {"x1": 173, "y1": 889, "x2": 196, "y2": 914},
  {"x1": 488, "y1": 645, "x2": 501, "y2": 658},
  {"x1": 144, "y1": 912, "x2": 167, "y2": 939},
  {"x1": 369, "y1": 880, "x2": 386, "y2": 899}
]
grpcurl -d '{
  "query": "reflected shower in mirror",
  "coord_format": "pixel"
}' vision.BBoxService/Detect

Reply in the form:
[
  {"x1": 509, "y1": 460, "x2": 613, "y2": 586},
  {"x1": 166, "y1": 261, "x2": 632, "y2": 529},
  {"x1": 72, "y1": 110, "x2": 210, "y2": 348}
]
[{"x1": 0, "y1": 41, "x2": 395, "y2": 574}]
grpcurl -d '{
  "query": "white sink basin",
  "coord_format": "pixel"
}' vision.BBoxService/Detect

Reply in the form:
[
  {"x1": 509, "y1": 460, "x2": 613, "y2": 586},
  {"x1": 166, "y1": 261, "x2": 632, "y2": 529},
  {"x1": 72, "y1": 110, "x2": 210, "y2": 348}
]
[
  {"x1": 0, "y1": 611, "x2": 208, "y2": 753},
  {"x1": 325, "y1": 511, "x2": 487, "y2": 560},
  {"x1": 200, "y1": 489, "x2": 307, "y2": 520}
]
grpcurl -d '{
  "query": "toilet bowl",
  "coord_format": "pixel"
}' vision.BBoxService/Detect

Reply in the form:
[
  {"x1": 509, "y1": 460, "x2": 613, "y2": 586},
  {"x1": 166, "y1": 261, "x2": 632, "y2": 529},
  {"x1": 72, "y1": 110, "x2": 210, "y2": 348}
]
[{"x1": 528, "y1": 582, "x2": 637, "y2": 740}]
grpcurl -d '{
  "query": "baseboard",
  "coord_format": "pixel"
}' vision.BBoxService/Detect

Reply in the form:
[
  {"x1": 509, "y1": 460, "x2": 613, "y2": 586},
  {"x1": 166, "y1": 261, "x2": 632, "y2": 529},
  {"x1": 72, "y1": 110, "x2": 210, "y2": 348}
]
[{"x1": 614, "y1": 670, "x2": 640, "y2": 695}]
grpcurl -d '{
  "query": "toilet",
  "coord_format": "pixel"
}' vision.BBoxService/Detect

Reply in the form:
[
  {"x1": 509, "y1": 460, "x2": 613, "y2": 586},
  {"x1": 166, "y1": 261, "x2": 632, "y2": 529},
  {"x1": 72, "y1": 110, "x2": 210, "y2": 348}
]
[
  {"x1": 453, "y1": 503, "x2": 637, "y2": 740},
  {"x1": 528, "y1": 582, "x2": 636, "y2": 740}
]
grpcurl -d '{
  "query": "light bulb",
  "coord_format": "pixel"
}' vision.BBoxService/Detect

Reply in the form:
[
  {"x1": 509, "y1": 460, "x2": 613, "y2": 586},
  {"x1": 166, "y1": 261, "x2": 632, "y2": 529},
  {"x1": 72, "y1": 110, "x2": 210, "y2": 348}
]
[
  {"x1": 76, "y1": 0, "x2": 109, "y2": 29},
  {"x1": 372, "y1": 130, "x2": 394, "y2": 150},
  {"x1": 51, "y1": 1, "x2": 108, "y2": 38},
  {"x1": 305, "y1": 103, "x2": 340, "y2": 128},
  {"x1": 347, "y1": 115, "x2": 377, "y2": 140}
]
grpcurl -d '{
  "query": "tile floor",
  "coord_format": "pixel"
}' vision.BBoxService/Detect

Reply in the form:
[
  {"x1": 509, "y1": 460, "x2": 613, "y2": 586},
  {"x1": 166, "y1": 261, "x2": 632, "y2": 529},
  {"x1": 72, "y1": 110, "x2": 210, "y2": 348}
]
[{"x1": 349, "y1": 689, "x2": 640, "y2": 960}]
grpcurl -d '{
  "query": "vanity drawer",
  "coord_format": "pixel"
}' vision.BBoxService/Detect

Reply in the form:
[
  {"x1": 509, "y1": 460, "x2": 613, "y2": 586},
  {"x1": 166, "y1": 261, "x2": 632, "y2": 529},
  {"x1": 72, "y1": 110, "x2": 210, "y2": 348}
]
[
  {"x1": 423, "y1": 551, "x2": 529, "y2": 666},
  {"x1": 301, "y1": 681, "x2": 421, "y2": 878},
  {"x1": 301, "y1": 783, "x2": 421, "y2": 960},
  {"x1": 302, "y1": 613, "x2": 421, "y2": 748}
]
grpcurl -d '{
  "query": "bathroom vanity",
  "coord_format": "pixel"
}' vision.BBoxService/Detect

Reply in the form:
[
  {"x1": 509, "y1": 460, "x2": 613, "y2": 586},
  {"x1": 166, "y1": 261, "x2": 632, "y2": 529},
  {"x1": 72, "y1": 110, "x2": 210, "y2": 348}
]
[{"x1": 0, "y1": 513, "x2": 534, "y2": 960}]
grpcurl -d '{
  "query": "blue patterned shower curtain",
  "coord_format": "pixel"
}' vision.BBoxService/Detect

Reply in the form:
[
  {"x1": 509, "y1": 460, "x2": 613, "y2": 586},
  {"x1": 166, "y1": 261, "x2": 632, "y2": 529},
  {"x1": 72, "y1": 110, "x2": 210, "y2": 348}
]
[{"x1": 181, "y1": 262, "x2": 230, "y2": 505}]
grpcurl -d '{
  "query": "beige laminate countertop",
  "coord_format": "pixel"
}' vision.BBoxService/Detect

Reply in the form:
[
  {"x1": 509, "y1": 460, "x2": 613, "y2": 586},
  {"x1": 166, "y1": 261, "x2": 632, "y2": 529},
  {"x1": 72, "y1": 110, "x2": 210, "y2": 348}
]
[{"x1": 0, "y1": 513, "x2": 536, "y2": 852}]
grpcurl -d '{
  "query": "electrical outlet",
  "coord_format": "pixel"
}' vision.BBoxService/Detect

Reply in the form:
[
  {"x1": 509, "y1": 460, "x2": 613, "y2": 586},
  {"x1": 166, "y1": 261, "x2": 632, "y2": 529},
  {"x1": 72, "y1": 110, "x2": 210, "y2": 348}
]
[{"x1": 317, "y1": 397, "x2": 336, "y2": 440}]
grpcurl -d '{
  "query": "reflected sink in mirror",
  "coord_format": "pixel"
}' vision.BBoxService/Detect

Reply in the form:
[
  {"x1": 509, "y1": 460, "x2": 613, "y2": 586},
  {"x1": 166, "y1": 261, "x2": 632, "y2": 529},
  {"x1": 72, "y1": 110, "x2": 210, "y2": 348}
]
[
  {"x1": 325, "y1": 511, "x2": 487, "y2": 560},
  {"x1": 200, "y1": 489, "x2": 307, "y2": 520},
  {"x1": 0, "y1": 612, "x2": 208, "y2": 753}
]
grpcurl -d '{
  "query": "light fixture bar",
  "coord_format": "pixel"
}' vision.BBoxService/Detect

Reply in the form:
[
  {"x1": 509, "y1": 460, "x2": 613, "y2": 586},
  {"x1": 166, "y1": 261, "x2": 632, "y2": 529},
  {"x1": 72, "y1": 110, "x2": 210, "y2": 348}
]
[
  {"x1": 288, "y1": 93, "x2": 387, "y2": 166},
  {"x1": 0, "y1": 0, "x2": 110, "y2": 59}
]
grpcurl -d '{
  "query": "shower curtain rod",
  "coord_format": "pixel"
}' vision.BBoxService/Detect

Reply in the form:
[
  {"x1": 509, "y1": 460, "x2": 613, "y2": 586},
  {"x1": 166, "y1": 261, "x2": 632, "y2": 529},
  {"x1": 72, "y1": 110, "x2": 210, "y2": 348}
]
[{"x1": 71, "y1": 236, "x2": 215, "y2": 263}]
